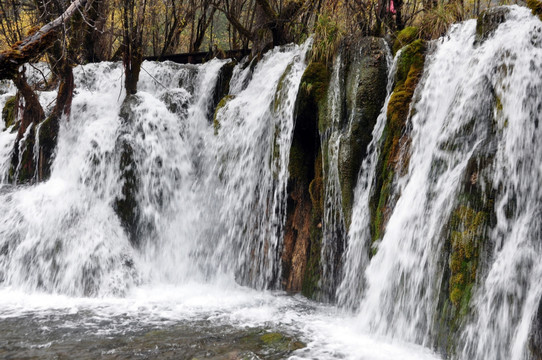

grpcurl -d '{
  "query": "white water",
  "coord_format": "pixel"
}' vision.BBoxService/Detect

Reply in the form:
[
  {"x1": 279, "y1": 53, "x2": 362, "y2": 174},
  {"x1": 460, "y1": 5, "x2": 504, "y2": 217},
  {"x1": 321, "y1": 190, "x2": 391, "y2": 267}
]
[
  {"x1": 335, "y1": 5, "x2": 542, "y2": 359},
  {"x1": 320, "y1": 52, "x2": 348, "y2": 298},
  {"x1": 0, "y1": 39, "x2": 444, "y2": 359},
  {"x1": 337, "y1": 48, "x2": 399, "y2": 309},
  {"x1": 0, "y1": 6, "x2": 540, "y2": 359}
]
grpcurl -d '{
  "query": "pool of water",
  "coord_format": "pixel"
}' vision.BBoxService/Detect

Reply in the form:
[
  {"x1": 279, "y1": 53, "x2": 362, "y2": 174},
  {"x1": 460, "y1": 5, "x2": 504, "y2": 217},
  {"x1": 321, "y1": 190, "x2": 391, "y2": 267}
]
[{"x1": 0, "y1": 283, "x2": 442, "y2": 359}]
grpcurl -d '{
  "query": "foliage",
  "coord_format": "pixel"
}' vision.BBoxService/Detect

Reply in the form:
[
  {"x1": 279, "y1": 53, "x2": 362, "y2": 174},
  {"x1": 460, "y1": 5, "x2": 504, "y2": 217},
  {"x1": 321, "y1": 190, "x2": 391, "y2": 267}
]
[
  {"x1": 393, "y1": 26, "x2": 419, "y2": 54},
  {"x1": 418, "y1": 2, "x2": 465, "y2": 39},
  {"x1": 312, "y1": 11, "x2": 345, "y2": 64},
  {"x1": 527, "y1": 0, "x2": 542, "y2": 19}
]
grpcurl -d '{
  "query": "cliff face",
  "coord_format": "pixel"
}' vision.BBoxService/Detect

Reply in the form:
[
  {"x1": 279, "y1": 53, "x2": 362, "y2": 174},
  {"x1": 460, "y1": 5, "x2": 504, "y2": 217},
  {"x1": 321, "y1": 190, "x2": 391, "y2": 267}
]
[{"x1": 281, "y1": 37, "x2": 389, "y2": 298}]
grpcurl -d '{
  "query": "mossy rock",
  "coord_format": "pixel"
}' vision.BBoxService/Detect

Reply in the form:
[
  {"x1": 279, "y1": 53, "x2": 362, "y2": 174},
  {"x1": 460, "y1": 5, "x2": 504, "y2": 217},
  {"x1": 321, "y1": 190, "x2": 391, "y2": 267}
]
[
  {"x1": 302, "y1": 151, "x2": 324, "y2": 299},
  {"x1": 259, "y1": 332, "x2": 305, "y2": 351},
  {"x1": 37, "y1": 114, "x2": 60, "y2": 181},
  {"x1": 285, "y1": 63, "x2": 327, "y2": 298},
  {"x1": 213, "y1": 95, "x2": 235, "y2": 135},
  {"x1": 2, "y1": 96, "x2": 17, "y2": 130},
  {"x1": 475, "y1": 7, "x2": 510, "y2": 45},
  {"x1": 339, "y1": 37, "x2": 388, "y2": 228},
  {"x1": 212, "y1": 61, "x2": 236, "y2": 119},
  {"x1": 528, "y1": 0, "x2": 542, "y2": 20},
  {"x1": 448, "y1": 205, "x2": 486, "y2": 309},
  {"x1": 393, "y1": 27, "x2": 419, "y2": 55},
  {"x1": 296, "y1": 61, "x2": 330, "y2": 135},
  {"x1": 370, "y1": 39, "x2": 426, "y2": 246}
]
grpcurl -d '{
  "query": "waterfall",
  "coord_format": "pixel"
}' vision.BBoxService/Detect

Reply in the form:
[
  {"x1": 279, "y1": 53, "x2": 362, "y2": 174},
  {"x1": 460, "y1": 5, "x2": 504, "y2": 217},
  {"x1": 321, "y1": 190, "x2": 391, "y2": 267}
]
[
  {"x1": 336, "y1": 48, "x2": 399, "y2": 309},
  {"x1": 0, "y1": 41, "x2": 310, "y2": 296},
  {"x1": 336, "y1": 5, "x2": 542, "y2": 358},
  {"x1": 455, "y1": 6, "x2": 542, "y2": 360},
  {"x1": 320, "y1": 52, "x2": 348, "y2": 298},
  {"x1": 1, "y1": 6, "x2": 542, "y2": 358}
]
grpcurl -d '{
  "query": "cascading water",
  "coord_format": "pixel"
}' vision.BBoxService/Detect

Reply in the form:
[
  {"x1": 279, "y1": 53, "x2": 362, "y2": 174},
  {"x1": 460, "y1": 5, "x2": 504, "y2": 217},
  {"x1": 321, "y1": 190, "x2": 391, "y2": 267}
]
[
  {"x1": 454, "y1": 7, "x2": 542, "y2": 360},
  {"x1": 0, "y1": 39, "x2": 310, "y2": 295},
  {"x1": 1, "y1": 5, "x2": 540, "y2": 359},
  {"x1": 336, "y1": 48, "x2": 399, "y2": 309},
  {"x1": 320, "y1": 52, "x2": 348, "y2": 299},
  {"x1": 334, "y1": 5, "x2": 542, "y2": 359},
  {"x1": 0, "y1": 38, "x2": 444, "y2": 359}
]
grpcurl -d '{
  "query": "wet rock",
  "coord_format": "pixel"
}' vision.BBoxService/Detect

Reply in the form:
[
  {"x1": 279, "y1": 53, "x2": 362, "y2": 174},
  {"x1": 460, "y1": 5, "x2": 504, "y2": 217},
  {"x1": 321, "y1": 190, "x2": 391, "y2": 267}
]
[
  {"x1": 2, "y1": 96, "x2": 17, "y2": 130},
  {"x1": 114, "y1": 94, "x2": 142, "y2": 247},
  {"x1": 161, "y1": 89, "x2": 190, "y2": 117},
  {"x1": 212, "y1": 61, "x2": 236, "y2": 115},
  {"x1": 530, "y1": 298, "x2": 542, "y2": 360},
  {"x1": 371, "y1": 39, "x2": 426, "y2": 245},
  {"x1": 214, "y1": 95, "x2": 235, "y2": 135},
  {"x1": 37, "y1": 113, "x2": 60, "y2": 181},
  {"x1": 339, "y1": 37, "x2": 388, "y2": 228},
  {"x1": 282, "y1": 62, "x2": 328, "y2": 296},
  {"x1": 475, "y1": 7, "x2": 510, "y2": 45},
  {"x1": 393, "y1": 26, "x2": 419, "y2": 54}
]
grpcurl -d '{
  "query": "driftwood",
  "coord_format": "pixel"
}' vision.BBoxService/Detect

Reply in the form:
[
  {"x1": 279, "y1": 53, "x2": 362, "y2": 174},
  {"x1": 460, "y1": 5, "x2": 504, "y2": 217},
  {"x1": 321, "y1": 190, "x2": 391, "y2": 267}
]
[{"x1": 0, "y1": 0, "x2": 88, "y2": 80}]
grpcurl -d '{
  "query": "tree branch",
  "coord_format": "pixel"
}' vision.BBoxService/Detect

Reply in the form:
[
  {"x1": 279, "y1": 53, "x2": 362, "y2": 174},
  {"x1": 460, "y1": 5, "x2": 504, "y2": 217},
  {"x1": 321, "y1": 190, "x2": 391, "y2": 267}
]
[{"x1": 0, "y1": 0, "x2": 88, "y2": 80}]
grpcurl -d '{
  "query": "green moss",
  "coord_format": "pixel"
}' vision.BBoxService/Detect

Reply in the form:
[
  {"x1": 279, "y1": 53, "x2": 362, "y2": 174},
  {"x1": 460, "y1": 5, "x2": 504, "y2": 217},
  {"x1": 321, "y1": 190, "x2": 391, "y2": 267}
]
[
  {"x1": 258, "y1": 332, "x2": 306, "y2": 352},
  {"x1": 448, "y1": 205, "x2": 486, "y2": 308},
  {"x1": 260, "y1": 332, "x2": 283, "y2": 344},
  {"x1": 370, "y1": 40, "x2": 426, "y2": 246},
  {"x1": 2, "y1": 96, "x2": 17, "y2": 130},
  {"x1": 288, "y1": 142, "x2": 310, "y2": 184},
  {"x1": 300, "y1": 62, "x2": 329, "y2": 104},
  {"x1": 213, "y1": 95, "x2": 235, "y2": 135},
  {"x1": 274, "y1": 63, "x2": 294, "y2": 113},
  {"x1": 302, "y1": 151, "x2": 324, "y2": 299},
  {"x1": 393, "y1": 27, "x2": 419, "y2": 55},
  {"x1": 395, "y1": 39, "x2": 426, "y2": 88},
  {"x1": 527, "y1": 0, "x2": 542, "y2": 19}
]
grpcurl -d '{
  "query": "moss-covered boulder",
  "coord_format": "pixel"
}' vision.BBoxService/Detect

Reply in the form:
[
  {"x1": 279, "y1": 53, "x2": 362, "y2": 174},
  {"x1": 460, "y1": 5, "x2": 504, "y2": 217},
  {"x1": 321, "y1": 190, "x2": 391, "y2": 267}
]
[
  {"x1": 393, "y1": 27, "x2": 419, "y2": 55},
  {"x1": 339, "y1": 37, "x2": 388, "y2": 228},
  {"x1": 475, "y1": 7, "x2": 510, "y2": 45},
  {"x1": 2, "y1": 96, "x2": 18, "y2": 130},
  {"x1": 370, "y1": 39, "x2": 426, "y2": 246},
  {"x1": 282, "y1": 62, "x2": 329, "y2": 297}
]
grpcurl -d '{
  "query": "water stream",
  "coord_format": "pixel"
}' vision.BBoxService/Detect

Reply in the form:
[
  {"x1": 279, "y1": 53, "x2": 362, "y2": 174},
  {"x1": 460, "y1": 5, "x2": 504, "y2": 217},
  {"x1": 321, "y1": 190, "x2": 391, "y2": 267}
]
[{"x1": 0, "y1": 6, "x2": 541, "y2": 359}]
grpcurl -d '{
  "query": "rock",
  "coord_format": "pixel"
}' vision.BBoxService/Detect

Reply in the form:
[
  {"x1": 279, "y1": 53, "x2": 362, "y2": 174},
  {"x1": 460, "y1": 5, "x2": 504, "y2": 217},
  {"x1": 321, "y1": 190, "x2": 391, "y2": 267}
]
[
  {"x1": 212, "y1": 61, "x2": 236, "y2": 117},
  {"x1": 371, "y1": 39, "x2": 426, "y2": 245},
  {"x1": 2, "y1": 96, "x2": 17, "y2": 130},
  {"x1": 339, "y1": 37, "x2": 388, "y2": 228},
  {"x1": 393, "y1": 27, "x2": 419, "y2": 54},
  {"x1": 37, "y1": 113, "x2": 60, "y2": 181},
  {"x1": 475, "y1": 7, "x2": 511, "y2": 45},
  {"x1": 114, "y1": 94, "x2": 142, "y2": 247},
  {"x1": 530, "y1": 298, "x2": 542, "y2": 360},
  {"x1": 282, "y1": 62, "x2": 328, "y2": 296},
  {"x1": 213, "y1": 95, "x2": 235, "y2": 135}
]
